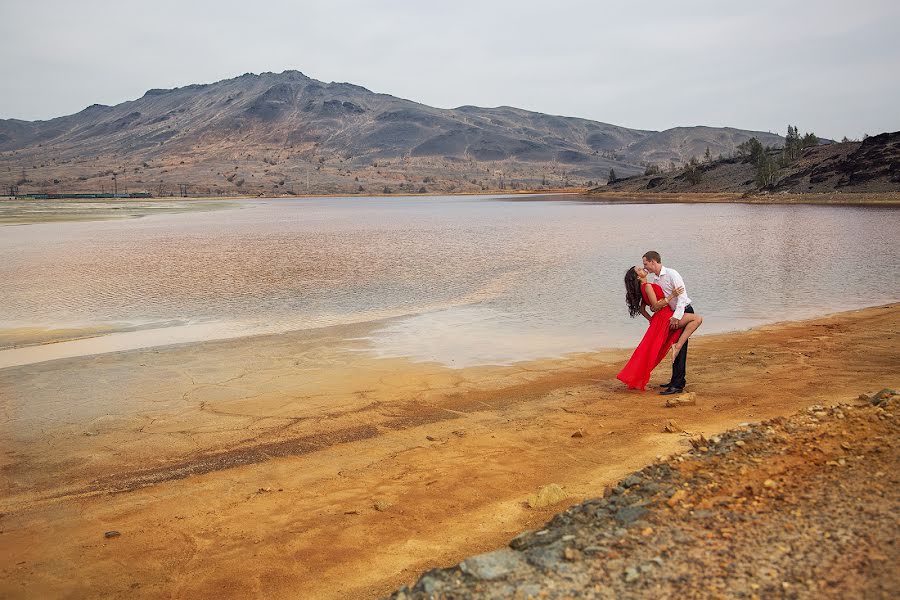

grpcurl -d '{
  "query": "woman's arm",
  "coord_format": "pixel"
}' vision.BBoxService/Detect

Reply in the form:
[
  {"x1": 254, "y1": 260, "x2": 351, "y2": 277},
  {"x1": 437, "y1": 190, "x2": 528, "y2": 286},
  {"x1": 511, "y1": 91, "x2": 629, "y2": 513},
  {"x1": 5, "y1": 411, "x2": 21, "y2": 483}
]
[
  {"x1": 639, "y1": 302, "x2": 652, "y2": 321},
  {"x1": 645, "y1": 283, "x2": 683, "y2": 312}
]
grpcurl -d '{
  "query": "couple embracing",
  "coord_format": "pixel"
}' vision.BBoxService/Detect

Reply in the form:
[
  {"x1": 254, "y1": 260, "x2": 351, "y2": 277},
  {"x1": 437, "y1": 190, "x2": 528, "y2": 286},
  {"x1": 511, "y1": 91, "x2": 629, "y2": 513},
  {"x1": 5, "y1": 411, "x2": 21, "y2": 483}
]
[{"x1": 617, "y1": 251, "x2": 703, "y2": 394}]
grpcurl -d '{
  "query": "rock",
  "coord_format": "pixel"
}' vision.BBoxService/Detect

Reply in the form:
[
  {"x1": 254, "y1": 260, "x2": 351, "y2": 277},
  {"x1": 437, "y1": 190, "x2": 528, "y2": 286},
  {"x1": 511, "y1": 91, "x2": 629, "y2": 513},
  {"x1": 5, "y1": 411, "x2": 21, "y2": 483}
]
[
  {"x1": 734, "y1": 440, "x2": 746, "y2": 447},
  {"x1": 622, "y1": 475, "x2": 642, "y2": 488},
  {"x1": 425, "y1": 435, "x2": 438, "y2": 442},
  {"x1": 763, "y1": 479, "x2": 777, "y2": 489},
  {"x1": 667, "y1": 489, "x2": 687, "y2": 507},
  {"x1": 459, "y1": 549, "x2": 526, "y2": 581},
  {"x1": 571, "y1": 429, "x2": 586, "y2": 438},
  {"x1": 563, "y1": 547, "x2": 582, "y2": 562},
  {"x1": 614, "y1": 505, "x2": 648, "y2": 525},
  {"x1": 624, "y1": 566, "x2": 640, "y2": 583},
  {"x1": 666, "y1": 392, "x2": 697, "y2": 407},
  {"x1": 104, "y1": 531, "x2": 121, "y2": 538},
  {"x1": 527, "y1": 484, "x2": 568, "y2": 509},
  {"x1": 662, "y1": 419, "x2": 683, "y2": 433},
  {"x1": 374, "y1": 500, "x2": 392, "y2": 511},
  {"x1": 509, "y1": 530, "x2": 535, "y2": 550}
]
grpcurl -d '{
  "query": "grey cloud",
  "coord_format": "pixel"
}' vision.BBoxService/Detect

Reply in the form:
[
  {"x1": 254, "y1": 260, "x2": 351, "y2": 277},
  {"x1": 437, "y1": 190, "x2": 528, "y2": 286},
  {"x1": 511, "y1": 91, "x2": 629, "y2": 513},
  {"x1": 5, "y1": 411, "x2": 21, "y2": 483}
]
[{"x1": 0, "y1": 0, "x2": 897, "y2": 140}]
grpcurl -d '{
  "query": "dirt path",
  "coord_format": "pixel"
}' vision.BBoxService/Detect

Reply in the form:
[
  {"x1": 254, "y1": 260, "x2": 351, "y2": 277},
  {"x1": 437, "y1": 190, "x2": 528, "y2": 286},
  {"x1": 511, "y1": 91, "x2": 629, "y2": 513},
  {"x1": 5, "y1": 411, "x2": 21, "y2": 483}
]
[{"x1": 0, "y1": 304, "x2": 897, "y2": 598}]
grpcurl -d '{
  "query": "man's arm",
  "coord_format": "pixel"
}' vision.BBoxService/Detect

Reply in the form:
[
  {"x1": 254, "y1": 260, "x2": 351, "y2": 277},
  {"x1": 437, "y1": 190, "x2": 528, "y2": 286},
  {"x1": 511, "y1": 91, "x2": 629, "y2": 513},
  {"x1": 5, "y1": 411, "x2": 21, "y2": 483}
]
[{"x1": 669, "y1": 269, "x2": 689, "y2": 320}]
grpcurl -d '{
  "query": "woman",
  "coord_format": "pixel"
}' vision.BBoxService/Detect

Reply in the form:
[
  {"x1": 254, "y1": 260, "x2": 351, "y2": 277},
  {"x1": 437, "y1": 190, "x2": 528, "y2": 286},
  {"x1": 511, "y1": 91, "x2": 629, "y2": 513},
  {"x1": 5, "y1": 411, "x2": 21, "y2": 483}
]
[{"x1": 616, "y1": 266, "x2": 703, "y2": 390}]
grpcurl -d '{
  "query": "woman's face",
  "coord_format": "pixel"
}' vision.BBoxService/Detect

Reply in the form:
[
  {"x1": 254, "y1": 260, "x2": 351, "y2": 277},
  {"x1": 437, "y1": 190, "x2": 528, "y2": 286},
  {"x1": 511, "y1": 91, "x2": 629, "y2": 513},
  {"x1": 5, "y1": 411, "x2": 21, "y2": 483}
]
[{"x1": 634, "y1": 266, "x2": 648, "y2": 279}]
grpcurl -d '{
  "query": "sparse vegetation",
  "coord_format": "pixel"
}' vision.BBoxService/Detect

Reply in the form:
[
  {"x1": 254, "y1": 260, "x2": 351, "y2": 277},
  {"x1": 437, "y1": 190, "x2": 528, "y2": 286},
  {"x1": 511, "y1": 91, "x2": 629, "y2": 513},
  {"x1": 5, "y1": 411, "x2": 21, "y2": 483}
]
[{"x1": 683, "y1": 156, "x2": 703, "y2": 185}]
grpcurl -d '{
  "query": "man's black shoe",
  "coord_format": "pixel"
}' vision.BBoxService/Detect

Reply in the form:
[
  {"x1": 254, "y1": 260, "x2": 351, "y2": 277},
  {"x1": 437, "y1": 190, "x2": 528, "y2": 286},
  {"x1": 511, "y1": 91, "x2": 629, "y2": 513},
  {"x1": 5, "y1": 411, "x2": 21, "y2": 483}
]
[
  {"x1": 657, "y1": 382, "x2": 673, "y2": 389},
  {"x1": 659, "y1": 387, "x2": 684, "y2": 395}
]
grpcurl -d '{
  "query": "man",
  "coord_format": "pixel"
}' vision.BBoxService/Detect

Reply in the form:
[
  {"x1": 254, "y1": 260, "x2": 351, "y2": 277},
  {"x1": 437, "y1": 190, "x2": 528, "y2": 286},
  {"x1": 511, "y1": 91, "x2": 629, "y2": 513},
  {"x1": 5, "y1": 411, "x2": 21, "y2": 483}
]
[{"x1": 642, "y1": 251, "x2": 694, "y2": 395}]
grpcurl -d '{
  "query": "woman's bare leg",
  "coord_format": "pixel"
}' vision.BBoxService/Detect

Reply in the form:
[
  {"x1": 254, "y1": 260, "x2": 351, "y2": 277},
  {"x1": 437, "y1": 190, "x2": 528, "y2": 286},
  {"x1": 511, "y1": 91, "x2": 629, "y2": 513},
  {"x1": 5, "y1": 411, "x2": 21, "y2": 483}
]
[{"x1": 671, "y1": 314, "x2": 703, "y2": 359}]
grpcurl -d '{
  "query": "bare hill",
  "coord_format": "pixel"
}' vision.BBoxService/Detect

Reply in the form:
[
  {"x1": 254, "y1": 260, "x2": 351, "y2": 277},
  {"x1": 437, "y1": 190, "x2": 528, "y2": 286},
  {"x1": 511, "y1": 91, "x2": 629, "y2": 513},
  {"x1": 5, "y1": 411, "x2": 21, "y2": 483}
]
[{"x1": 1, "y1": 71, "x2": 785, "y2": 196}]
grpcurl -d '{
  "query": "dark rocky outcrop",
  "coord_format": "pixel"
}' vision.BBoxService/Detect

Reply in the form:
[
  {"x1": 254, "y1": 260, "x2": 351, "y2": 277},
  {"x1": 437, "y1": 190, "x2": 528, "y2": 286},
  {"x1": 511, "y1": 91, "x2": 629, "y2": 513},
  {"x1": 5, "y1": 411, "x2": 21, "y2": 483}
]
[{"x1": 596, "y1": 132, "x2": 900, "y2": 195}]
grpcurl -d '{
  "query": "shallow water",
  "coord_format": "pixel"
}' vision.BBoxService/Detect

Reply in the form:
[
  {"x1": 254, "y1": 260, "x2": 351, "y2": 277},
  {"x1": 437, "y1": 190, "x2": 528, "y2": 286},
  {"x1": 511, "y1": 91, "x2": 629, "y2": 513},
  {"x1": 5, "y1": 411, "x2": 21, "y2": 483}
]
[{"x1": 1, "y1": 195, "x2": 898, "y2": 367}]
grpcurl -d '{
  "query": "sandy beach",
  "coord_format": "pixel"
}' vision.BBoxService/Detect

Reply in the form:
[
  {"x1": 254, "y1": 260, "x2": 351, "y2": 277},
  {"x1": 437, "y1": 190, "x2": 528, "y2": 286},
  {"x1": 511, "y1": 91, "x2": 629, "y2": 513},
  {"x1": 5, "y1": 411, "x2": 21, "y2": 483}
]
[{"x1": 0, "y1": 304, "x2": 898, "y2": 598}]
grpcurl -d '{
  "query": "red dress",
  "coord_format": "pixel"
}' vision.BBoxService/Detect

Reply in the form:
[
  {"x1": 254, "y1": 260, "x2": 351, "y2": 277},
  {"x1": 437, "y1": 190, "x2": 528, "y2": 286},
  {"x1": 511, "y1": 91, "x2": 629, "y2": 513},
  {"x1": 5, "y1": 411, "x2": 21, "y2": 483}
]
[{"x1": 616, "y1": 282, "x2": 682, "y2": 391}]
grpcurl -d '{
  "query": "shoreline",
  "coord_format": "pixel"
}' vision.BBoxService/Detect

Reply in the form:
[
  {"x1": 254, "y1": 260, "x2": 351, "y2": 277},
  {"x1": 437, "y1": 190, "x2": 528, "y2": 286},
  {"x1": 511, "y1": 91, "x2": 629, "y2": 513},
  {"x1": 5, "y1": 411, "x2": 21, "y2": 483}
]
[
  {"x1": 1, "y1": 303, "x2": 897, "y2": 598},
  {"x1": 582, "y1": 190, "x2": 900, "y2": 206},
  {"x1": 1, "y1": 299, "x2": 895, "y2": 371}
]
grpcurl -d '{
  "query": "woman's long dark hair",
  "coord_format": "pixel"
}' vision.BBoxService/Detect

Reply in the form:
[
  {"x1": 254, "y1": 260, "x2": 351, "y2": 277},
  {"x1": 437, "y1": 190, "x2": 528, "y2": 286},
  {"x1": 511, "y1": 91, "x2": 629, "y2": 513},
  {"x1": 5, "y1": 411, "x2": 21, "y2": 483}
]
[{"x1": 624, "y1": 267, "x2": 643, "y2": 318}]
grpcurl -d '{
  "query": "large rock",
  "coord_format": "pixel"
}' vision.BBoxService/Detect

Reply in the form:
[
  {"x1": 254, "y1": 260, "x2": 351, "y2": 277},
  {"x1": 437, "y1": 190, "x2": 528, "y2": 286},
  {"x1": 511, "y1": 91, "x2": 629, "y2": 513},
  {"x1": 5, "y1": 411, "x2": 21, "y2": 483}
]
[
  {"x1": 459, "y1": 549, "x2": 527, "y2": 581},
  {"x1": 527, "y1": 484, "x2": 569, "y2": 509}
]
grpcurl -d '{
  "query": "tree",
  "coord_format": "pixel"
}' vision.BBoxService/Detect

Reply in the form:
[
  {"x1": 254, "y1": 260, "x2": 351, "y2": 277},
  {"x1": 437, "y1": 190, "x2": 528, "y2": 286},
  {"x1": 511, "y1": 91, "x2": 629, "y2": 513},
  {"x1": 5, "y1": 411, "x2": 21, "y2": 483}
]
[
  {"x1": 608, "y1": 168, "x2": 617, "y2": 183},
  {"x1": 756, "y1": 152, "x2": 778, "y2": 187},
  {"x1": 684, "y1": 156, "x2": 703, "y2": 185},
  {"x1": 644, "y1": 164, "x2": 661, "y2": 176},
  {"x1": 784, "y1": 125, "x2": 801, "y2": 160},
  {"x1": 704, "y1": 146, "x2": 711, "y2": 162},
  {"x1": 737, "y1": 137, "x2": 765, "y2": 163},
  {"x1": 800, "y1": 132, "x2": 819, "y2": 149}
]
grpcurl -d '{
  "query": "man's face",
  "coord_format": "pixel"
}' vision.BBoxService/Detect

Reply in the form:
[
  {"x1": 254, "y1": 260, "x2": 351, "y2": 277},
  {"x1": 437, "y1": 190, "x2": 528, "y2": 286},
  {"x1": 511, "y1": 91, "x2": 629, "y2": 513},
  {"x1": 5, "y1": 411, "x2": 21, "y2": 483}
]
[{"x1": 642, "y1": 256, "x2": 660, "y2": 275}]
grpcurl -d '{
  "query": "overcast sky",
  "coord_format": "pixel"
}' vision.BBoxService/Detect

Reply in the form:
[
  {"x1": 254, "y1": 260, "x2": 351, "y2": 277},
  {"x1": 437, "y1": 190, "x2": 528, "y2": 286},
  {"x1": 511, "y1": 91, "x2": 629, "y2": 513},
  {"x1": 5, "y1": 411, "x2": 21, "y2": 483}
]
[{"x1": 1, "y1": 0, "x2": 898, "y2": 140}]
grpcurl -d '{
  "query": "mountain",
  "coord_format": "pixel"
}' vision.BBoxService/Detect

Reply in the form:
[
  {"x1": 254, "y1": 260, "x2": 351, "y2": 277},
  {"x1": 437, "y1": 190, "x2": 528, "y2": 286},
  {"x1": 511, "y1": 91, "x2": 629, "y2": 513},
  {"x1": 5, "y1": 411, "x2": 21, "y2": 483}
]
[
  {"x1": 1, "y1": 70, "x2": 786, "y2": 195},
  {"x1": 594, "y1": 132, "x2": 900, "y2": 194}
]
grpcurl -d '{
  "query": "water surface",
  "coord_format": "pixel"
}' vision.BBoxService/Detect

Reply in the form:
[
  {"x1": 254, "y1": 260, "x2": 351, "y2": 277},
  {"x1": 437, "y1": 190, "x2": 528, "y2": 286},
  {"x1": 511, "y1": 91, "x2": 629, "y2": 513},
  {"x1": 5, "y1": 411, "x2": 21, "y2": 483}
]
[{"x1": 1, "y1": 195, "x2": 897, "y2": 367}]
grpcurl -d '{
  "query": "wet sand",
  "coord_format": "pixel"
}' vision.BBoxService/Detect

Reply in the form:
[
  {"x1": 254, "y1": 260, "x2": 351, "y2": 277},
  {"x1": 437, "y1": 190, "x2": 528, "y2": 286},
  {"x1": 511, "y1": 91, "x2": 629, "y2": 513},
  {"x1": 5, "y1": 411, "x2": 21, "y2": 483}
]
[{"x1": 0, "y1": 304, "x2": 898, "y2": 598}]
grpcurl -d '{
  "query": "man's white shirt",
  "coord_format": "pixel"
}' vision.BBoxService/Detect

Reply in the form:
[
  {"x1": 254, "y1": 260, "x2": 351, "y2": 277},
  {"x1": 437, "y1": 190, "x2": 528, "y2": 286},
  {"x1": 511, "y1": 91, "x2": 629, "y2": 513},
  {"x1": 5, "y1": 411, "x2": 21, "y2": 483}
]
[{"x1": 651, "y1": 266, "x2": 691, "y2": 319}]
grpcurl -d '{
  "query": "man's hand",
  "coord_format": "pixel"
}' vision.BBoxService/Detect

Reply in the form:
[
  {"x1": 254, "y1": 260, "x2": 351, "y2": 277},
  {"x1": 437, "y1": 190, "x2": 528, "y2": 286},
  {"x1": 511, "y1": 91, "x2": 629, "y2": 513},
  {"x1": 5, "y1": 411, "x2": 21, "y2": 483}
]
[
  {"x1": 669, "y1": 317, "x2": 679, "y2": 330},
  {"x1": 672, "y1": 286, "x2": 684, "y2": 297}
]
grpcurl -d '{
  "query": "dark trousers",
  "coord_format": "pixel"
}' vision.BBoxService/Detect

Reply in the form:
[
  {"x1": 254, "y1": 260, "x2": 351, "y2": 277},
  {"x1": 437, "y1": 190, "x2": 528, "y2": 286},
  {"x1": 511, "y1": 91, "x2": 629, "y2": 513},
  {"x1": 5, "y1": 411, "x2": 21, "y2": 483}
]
[{"x1": 670, "y1": 305, "x2": 694, "y2": 389}]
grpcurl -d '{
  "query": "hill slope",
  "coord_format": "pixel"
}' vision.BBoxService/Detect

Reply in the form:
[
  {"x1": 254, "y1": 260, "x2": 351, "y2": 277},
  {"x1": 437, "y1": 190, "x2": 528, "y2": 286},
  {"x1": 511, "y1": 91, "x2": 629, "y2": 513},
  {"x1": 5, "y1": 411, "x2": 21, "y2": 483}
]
[
  {"x1": 1, "y1": 71, "x2": 785, "y2": 195},
  {"x1": 596, "y1": 132, "x2": 900, "y2": 195}
]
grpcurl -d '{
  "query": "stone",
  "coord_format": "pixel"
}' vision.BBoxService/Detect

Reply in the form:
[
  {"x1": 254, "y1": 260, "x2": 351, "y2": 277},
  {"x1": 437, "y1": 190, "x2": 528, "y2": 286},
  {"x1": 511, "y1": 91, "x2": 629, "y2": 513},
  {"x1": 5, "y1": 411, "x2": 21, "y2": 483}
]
[
  {"x1": 527, "y1": 484, "x2": 569, "y2": 509},
  {"x1": 622, "y1": 475, "x2": 642, "y2": 488},
  {"x1": 509, "y1": 530, "x2": 536, "y2": 550},
  {"x1": 614, "y1": 505, "x2": 648, "y2": 525},
  {"x1": 104, "y1": 531, "x2": 121, "y2": 538},
  {"x1": 374, "y1": 500, "x2": 392, "y2": 511},
  {"x1": 624, "y1": 566, "x2": 640, "y2": 583},
  {"x1": 763, "y1": 479, "x2": 777, "y2": 489},
  {"x1": 667, "y1": 489, "x2": 687, "y2": 507},
  {"x1": 662, "y1": 420, "x2": 683, "y2": 433},
  {"x1": 459, "y1": 549, "x2": 526, "y2": 581},
  {"x1": 666, "y1": 392, "x2": 697, "y2": 407},
  {"x1": 571, "y1": 429, "x2": 586, "y2": 438},
  {"x1": 563, "y1": 547, "x2": 582, "y2": 562}
]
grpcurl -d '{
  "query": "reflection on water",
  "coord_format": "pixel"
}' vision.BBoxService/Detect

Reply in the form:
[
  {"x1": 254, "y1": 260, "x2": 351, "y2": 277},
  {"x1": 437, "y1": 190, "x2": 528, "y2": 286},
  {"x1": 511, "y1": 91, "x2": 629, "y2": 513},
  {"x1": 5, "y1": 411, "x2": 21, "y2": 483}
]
[{"x1": 0, "y1": 195, "x2": 898, "y2": 367}]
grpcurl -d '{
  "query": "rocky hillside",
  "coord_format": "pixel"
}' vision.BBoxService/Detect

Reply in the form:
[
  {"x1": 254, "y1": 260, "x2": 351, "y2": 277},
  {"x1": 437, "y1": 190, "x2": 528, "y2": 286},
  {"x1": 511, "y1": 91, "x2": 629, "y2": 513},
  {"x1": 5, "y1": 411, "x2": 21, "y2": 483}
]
[
  {"x1": 596, "y1": 131, "x2": 900, "y2": 195},
  {"x1": 391, "y1": 390, "x2": 900, "y2": 599},
  {"x1": 0, "y1": 70, "x2": 784, "y2": 196}
]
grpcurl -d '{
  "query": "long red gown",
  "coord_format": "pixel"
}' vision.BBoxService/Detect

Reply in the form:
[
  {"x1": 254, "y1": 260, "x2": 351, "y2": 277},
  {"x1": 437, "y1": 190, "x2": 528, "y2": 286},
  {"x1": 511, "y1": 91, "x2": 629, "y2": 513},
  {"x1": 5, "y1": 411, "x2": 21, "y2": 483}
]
[{"x1": 616, "y1": 282, "x2": 682, "y2": 391}]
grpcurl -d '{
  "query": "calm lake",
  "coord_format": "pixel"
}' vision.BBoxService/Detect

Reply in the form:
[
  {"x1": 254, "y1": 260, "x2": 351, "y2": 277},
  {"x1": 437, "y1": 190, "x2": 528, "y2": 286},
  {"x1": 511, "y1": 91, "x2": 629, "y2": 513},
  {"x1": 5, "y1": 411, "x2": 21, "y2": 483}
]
[{"x1": 1, "y1": 195, "x2": 898, "y2": 367}]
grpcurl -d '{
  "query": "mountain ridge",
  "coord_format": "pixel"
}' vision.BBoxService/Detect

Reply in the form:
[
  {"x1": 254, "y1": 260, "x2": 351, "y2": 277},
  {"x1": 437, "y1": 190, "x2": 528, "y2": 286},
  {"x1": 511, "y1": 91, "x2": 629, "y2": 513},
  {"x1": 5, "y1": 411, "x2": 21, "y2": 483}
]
[{"x1": 1, "y1": 70, "x2": 786, "y2": 195}]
